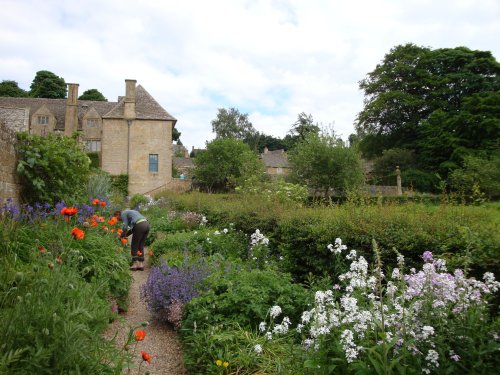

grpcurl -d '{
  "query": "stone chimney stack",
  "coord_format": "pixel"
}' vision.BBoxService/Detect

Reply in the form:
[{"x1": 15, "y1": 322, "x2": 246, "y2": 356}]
[
  {"x1": 263, "y1": 146, "x2": 269, "y2": 154},
  {"x1": 124, "y1": 79, "x2": 137, "y2": 119},
  {"x1": 184, "y1": 149, "x2": 189, "y2": 158},
  {"x1": 64, "y1": 83, "x2": 79, "y2": 136}
]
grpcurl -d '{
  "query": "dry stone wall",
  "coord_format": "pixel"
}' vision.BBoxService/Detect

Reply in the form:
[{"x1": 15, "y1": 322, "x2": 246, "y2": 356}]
[{"x1": 0, "y1": 121, "x2": 22, "y2": 205}]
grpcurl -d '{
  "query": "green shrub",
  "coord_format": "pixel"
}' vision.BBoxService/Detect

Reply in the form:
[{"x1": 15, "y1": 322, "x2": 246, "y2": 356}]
[
  {"x1": 130, "y1": 194, "x2": 149, "y2": 209},
  {"x1": 87, "y1": 151, "x2": 100, "y2": 168},
  {"x1": 110, "y1": 174, "x2": 128, "y2": 197},
  {"x1": 0, "y1": 256, "x2": 127, "y2": 374},
  {"x1": 182, "y1": 265, "x2": 310, "y2": 331},
  {"x1": 15, "y1": 132, "x2": 91, "y2": 204}
]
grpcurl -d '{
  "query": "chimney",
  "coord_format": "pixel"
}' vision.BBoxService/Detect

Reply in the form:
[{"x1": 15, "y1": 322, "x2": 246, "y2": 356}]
[
  {"x1": 263, "y1": 146, "x2": 269, "y2": 154},
  {"x1": 64, "y1": 83, "x2": 79, "y2": 136},
  {"x1": 184, "y1": 149, "x2": 189, "y2": 158},
  {"x1": 124, "y1": 79, "x2": 136, "y2": 119}
]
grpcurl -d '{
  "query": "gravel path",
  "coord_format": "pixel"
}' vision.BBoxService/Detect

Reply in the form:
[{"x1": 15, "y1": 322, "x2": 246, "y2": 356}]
[{"x1": 105, "y1": 257, "x2": 187, "y2": 374}]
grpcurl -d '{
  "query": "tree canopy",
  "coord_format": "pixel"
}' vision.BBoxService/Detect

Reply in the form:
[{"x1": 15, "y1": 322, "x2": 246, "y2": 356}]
[
  {"x1": 211, "y1": 107, "x2": 256, "y2": 140},
  {"x1": 78, "y1": 88, "x2": 107, "y2": 101},
  {"x1": 356, "y1": 44, "x2": 500, "y2": 190},
  {"x1": 30, "y1": 70, "x2": 67, "y2": 99},
  {"x1": 0, "y1": 80, "x2": 28, "y2": 97},
  {"x1": 288, "y1": 131, "x2": 364, "y2": 197},
  {"x1": 193, "y1": 138, "x2": 264, "y2": 192}
]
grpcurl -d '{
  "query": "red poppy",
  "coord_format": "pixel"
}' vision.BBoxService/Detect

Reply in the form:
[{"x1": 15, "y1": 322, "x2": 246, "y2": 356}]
[
  {"x1": 108, "y1": 217, "x2": 118, "y2": 226},
  {"x1": 100, "y1": 201, "x2": 107, "y2": 207},
  {"x1": 56, "y1": 256, "x2": 63, "y2": 263},
  {"x1": 39, "y1": 245, "x2": 46, "y2": 254},
  {"x1": 61, "y1": 207, "x2": 78, "y2": 216},
  {"x1": 92, "y1": 198, "x2": 100, "y2": 205},
  {"x1": 90, "y1": 219, "x2": 98, "y2": 227},
  {"x1": 71, "y1": 227, "x2": 85, "y2": 240},
  {"x1": 135, "y1": 330, "x2": 146, "y2": 341},
  {"x1": 120, "y1": 238, "x2": 128, "y2": 244},
  {"x1": 141, "y1": 351, "x2": 151, "y2": 363}
]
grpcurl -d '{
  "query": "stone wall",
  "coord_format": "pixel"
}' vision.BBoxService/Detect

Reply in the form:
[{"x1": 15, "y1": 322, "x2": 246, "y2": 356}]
[
  {"x1": 0, "y1": 106, "x2": 29, "y2": 133},
  {"x1": 0, "y1": 121, "x2": 22, "y2": 205}
]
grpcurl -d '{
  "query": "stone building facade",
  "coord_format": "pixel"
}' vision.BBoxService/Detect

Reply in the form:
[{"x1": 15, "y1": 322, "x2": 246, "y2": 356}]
[
  {"x1": 260, "y1": 147, "x2": 291, "y2": 177},
  {"x1": 0, "y1": 79, "x2": 177, "y2": 198}
]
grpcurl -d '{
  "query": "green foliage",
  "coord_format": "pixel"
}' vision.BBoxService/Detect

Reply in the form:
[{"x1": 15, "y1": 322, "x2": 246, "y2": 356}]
[
  {"x1": 16, "y1": 132, "x2": 91, "y2": 204},
  {"x1": 449, "y1": 151, "x2": 500, "y2": 200},
  {"x1": 289, "y1": 112, "x2": 320, "y2": 141},
  {"x1": 357, "y1": 44, "x2": 500, "y2": 190},
  {"x1": 86, "y1": 170, "x2": 112, "y2": 201},
  {"x1": 110, "y1": 174, "x2": 129, "y2": 197},
  {"x1": 211, "y1": 107, "x2": 256, "y2": 140},
  {"x1": 371, "y1": 148, "x2": 416, "y2": 185},
  {"x1": 194, "y1": 138, "x2": 264, "y2": 191},
  {"x1": 78, "y1": 88, "x2": 107, "y2": 101},
  {"x1": 288, "y1": 131, "x2": 364, "y2": 196},
  {"x1": 173, "y1": 127, "x2": 181, "y2": 143},
  {"x1": 0, "y1": 80, "x2": 28, "y2": 97},
  {"x1": 130, "y1": 194, "x2": 149, "y2": 209},
  {"x1": 87, "y1": 151, "x2": 100, "y2": 168},
  {"x1": 182, "y1": 266, "x2": 309, "y2": 331},
  {"x1": 29, "y1": 70, "x2": 66, "y2": 98},
  {"x1": 237, "y1": 177, "x2": 308, "y2": 206}
]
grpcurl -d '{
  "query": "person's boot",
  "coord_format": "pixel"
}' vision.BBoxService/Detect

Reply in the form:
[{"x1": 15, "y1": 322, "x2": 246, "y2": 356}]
[
  {"x1": 137, "y1": 261, "x2": 144, "y2": 271},
  {"x1": 129, "y1": 261, "x2": 138, "y2": 271}
]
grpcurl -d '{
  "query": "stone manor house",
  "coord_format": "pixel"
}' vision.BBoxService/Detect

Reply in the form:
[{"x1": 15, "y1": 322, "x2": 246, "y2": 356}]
[{"x1": 0, "y1": 80, "x2": 178, "y2": 198}]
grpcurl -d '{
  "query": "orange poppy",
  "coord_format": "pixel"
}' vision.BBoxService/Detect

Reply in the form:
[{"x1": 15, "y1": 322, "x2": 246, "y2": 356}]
[
  {"x1": 137, "y1": 250, "x2": 143, "y2": 257},
  {"x1": 108, "y1": 217, "x2": 118, "y2": 226},
  {"x1": 148, "y1": 249, "x2": 153, "y2": 257},
  {"x1": 71, "y1": 227, "x2": 85, "y2": 240},
  {"x1": 100, "y1": 201, "x2": 107, "y2": 207},
  {"x1": 61, "y1": 207, "x2": 78, "y2": 216},
  {"x1": 120, "y1": 238, "x2": 128, "y2": 244},
  {"x1": 141, "y1": 351, "x2": 151, "y2": 363},
  {"x1": 92, "y1": 198, "x2": 100, "y2": 205},
  {"x1": 90, "y1": 219, "x2": 98, "y2": 227},
  {"x1": 135, "y1": 330, "x2": 146, "y2": 341},
  {"x1": 117, "y1": 229, "x2": 123, "y2": 235}
]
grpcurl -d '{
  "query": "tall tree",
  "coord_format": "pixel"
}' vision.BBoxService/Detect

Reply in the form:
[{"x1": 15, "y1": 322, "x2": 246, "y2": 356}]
[
  {"x1": 211, "y1": 107, "x2": 256, "y2": 140},
  {"x1": 356, "y1": 44, "x2": 500, "y2": 158},
  {"x1": 0, "y1": 80, "x2": 28, "y2": 97},
  {"x1": 30, "y1": 70, "x2": 67, "y2": 99},
  {"x1": 194, "y1": 138, "x2": 263, "y2": 192},
  {"x1": 290, "y1": 112, "x2": 320, "y2": 140},
  {"x1": 79, "y1": 88, "x2": 107, "y2": 101},
  {"x1": 288, "y1": 131, "x2": 364, "y2": 198}
]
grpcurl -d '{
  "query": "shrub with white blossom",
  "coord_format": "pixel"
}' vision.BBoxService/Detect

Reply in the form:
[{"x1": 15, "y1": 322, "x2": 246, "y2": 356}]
[{"x1": 260, "y1": 240, "x2": 500, "y2": 374}]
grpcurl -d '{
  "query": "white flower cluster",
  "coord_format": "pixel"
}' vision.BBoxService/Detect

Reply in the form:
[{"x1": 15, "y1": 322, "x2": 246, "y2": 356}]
[
  {"x1": 250, "y1": 229, "x2": 270, "y2": 248},
  {"x1": 327, "y1": 238, "x2": 348, "y2": 254},
  {"x1": 262, "y1": 240, "x2": 500, "y2": 367}
]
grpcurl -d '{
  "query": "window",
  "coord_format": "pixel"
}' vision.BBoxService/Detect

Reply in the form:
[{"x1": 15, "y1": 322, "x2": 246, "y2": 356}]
[
  {"x1": 86, "y1": 119, "x2": 98, "y2": 127},
  {"x1": 149, "y1": 154, "x2": 158, "y2": 172},
  {"x1": 85, "y1": 140, "x2": 101, "y2": 152},
  {"x1": 37, "y1": 115, "x2": 49, "y2": 125}
]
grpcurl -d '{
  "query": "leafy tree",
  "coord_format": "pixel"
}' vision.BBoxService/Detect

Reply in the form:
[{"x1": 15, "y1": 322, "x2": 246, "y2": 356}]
[
  {"x1": 78, "y1": 88, "x2": 107, "y2": 101},
  {"x1": 173, "y1": 127, "x2": 181, "y2": 143},
  {"x1": 211, "y1": 107, "x2": 256, "y2": 140},
  {"x1": 243, "y1": 131, "x2": 288, "y2": 153},
  {"x1": 449, "y1": 152, "x2": 500, "y2": 199},
  {"x1": 16, "y1": 132, "x2": 91, "y2": 203},
  {"x1": 30, "y1": 70, "x2": 67, "y2": 99},
  {"x1": 371, "y1": 148, "x2": 416, "y2": 185},
  {"x1": 193, "y1": 138, "x2": 264, "y2": 192},
  {"x1": 290, "y1": 112, "x2": 320, "y2": 140},
  {"x1": 0, "y1": 80, "x2": 28, "y2": 97},
  {"x1": 288, "y1": 131, "x2": 364, "y2": 198},
  {"x1": 356, "y1": 44, "x2": 500, "y2": 159}
]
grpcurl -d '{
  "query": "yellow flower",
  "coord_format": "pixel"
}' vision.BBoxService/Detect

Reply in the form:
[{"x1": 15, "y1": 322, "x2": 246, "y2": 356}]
[
  {"x1": 223, "y1": 361, "x2": 229, "y2": 367},
  {"x1": 215, "y1": 359, "x2": 222, "y2": 367}
]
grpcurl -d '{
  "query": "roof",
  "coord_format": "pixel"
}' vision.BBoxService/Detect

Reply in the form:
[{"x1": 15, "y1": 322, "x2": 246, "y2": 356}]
[
  {"x1": 173, "y1": 157, "x2": 194, "y2": 169},
  {"x1": 260, "y1": 149, "x2": 290, "y2": 168},
  {"x1": 0, "y1": 97, "x2": 117, "y2": 130},
  {"x1": 103, "y1": 85, "x2": 177, "y2": 123}
]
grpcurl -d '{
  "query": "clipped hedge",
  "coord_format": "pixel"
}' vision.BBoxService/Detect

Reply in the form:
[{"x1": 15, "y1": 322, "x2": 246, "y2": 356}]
[{"x1": 159, "y1": 192, "x2": 500, "y2": 281}]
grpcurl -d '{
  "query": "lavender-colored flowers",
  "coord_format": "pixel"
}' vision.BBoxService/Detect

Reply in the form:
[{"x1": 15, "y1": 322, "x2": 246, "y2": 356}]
[{"x1": 141, "y1": 260, "x2": 209, "y2": 327}]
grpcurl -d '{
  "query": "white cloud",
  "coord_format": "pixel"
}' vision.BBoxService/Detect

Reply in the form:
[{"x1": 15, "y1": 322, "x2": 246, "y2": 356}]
[{"x1": 1, "y1": 0, "x2": 499, "y2": 149}]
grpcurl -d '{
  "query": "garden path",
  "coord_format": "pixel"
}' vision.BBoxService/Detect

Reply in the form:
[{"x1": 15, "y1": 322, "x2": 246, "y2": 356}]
[{"x1": 105, "y1": 255, "x2": 187, "y2": 374}]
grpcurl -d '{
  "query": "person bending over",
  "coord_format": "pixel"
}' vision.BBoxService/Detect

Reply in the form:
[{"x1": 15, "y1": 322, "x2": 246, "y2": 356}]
[{"x1": 114, "y1": 209, "x2": 150, "y2": 271}]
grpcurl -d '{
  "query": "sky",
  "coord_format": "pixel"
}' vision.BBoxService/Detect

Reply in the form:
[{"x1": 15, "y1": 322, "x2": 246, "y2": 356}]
[{"x1": 1, "y1": 0, "x2": 499, "y2": 150}]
